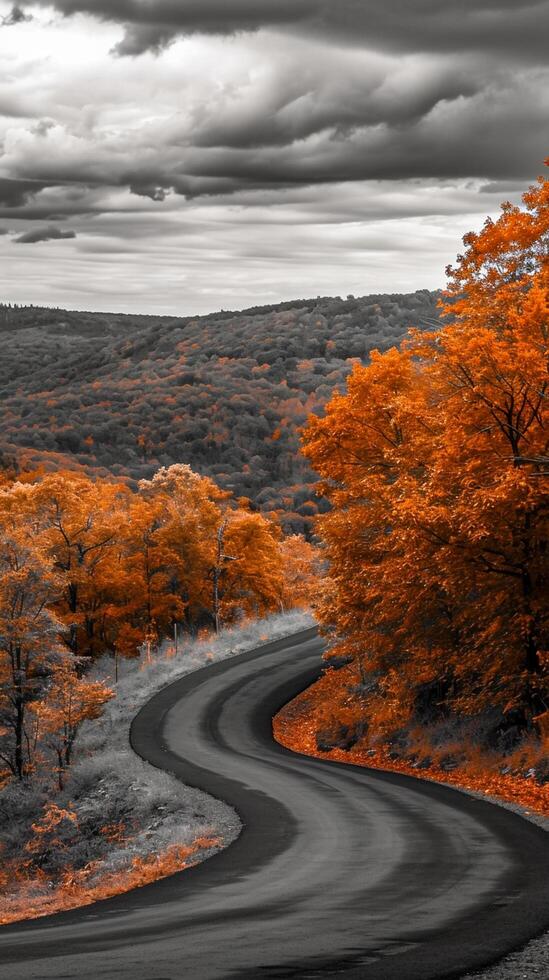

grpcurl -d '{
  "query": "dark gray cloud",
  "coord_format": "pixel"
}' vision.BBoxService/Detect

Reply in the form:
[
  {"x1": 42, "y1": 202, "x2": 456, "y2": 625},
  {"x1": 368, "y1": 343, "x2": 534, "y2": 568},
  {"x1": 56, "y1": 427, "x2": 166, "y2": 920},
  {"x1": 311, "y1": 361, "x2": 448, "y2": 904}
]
[
  {"x1": 23, "y1": 75, "x2": 541, "y2": 202},
  {"x1": 1, "y1": 4, "x2": 30, "y2": 26},
  {"x1": 14, "y1": 224, "x2": 76, "y2": 243},
  {"x1": 2, "y1": 81, "x2": 545, "y2": 220},
  {"x1": 174, "y1": 97, "x2": 548, "y2": 194},
  {"x1": 26, "y1": 0, "x2": 549, "y2": 59},
  {"x1": 3, "y1": 34, "x2": 545, "y2": 220},
  {"x1": 0, "y1": 178, "x2": 48, "y2": 208},
  {"x1": 2, "y1": 2, "x2": 545, "y2": 313},
  {"x1": 2, "y1": 0, "x2": 546, "y2": 252},
  {"x1": 30, "y1": 1, "x2": 313, "y2": 55},
  {"x1": 129, "y1": 182, "x2": 169, "y2": 201},
  {"x1": 192, "y1": 66, "x2": 482, "y2": 150},
  {"x1": 0, "y1": 176, "x2": 108, "y2": 222}
]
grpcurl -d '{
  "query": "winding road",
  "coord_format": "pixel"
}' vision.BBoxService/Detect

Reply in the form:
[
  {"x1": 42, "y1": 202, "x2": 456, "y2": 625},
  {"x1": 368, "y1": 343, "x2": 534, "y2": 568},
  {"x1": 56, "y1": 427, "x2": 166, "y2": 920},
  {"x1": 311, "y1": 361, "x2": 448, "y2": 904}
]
[{"x1": 0, "y1": 628, "x2": 548, "y2": 979}]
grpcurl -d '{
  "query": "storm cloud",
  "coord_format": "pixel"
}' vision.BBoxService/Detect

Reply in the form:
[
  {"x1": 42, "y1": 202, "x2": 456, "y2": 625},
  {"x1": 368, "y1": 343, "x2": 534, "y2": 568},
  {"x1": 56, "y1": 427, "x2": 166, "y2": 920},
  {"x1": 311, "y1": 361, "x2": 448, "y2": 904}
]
[
  {"x1": 14, "y1": 224, "x2": 76, "y2": 243},
  {"x1": 0, "y1": 178, "x2": 50, "y2": 209},
  {"x1": 22, "y1": 1, "x2": 549, "y2": 60},
  {"x1": 0, "y1": 0, "x2": 546, "y2": 312},
  {"x1": 1, "y1": 50, "x2": 545, "y2": 208},
  {"x1": 0, "y1": 4, "x2": 29, "y2": 26}
]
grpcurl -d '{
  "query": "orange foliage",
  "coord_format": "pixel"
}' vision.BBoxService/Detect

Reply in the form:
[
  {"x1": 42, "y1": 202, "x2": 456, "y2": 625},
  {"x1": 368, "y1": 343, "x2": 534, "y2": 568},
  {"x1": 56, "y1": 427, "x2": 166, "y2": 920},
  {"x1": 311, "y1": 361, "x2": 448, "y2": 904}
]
[
  {"x1": 274, "y1": 680, "x2": 549, "y2": 816},
  {"x1": 0, "y1": 530, "x2": 66, "y2": 780},
  {"x1": 25, "y1": 803, "x2": 79, "y2": 857},
  {"x1": 0, "y1": 460, "x2": 309, "y2": 788},
  {"x1": 302, "y1": 168, "x2": 548, "y2": 737},
  {"x1": 278, "y1": 535, "x2": 322, "y2": 609},
  {"x1": 31, "y1": 665, "x2": 114, "y2": 788},
  {"x1": 219, "y1": 511, "x2": 285, "y2": 622},
  {"x1": 0, "y1": 836, "x2": 220, "y2": 925}
]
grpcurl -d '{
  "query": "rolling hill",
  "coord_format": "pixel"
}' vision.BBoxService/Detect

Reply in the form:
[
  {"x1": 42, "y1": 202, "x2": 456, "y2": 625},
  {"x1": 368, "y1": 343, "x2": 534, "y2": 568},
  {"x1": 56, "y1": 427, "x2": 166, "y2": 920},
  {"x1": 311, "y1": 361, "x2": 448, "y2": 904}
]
[{"x1": 0, "y1": 290, "x2": 441, "y2": 531}]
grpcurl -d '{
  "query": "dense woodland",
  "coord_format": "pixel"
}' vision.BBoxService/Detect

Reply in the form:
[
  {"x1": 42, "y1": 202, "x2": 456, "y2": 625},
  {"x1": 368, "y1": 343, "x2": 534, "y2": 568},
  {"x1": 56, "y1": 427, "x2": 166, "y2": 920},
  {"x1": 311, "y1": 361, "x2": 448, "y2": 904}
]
[
  {"x1": 301, "y1": 171, "x2": 548, "y2": 773},
  {"x1": 0, "y1": 290, "x2": 440, "y2": 533}
]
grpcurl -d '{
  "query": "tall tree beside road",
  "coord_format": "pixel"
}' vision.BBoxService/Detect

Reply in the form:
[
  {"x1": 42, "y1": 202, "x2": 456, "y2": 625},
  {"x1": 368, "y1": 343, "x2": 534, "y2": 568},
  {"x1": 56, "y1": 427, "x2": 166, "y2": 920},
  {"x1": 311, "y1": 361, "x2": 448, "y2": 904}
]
[{"x1": 302, "y1": 168, "x2": 548, "y2": 732}]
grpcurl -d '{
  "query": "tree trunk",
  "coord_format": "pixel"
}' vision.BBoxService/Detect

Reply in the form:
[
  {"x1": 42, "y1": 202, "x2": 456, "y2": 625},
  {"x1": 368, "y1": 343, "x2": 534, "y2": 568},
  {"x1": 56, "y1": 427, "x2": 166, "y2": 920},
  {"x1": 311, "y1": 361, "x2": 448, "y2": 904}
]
[
  {"x1": 516, "y1": 506, "x2": 543, "y2": 721},
  {"x1": 212, "y1": 566, "x2": 221, "y2": 634},
  {"x1": 14, "y1": 646, "x2": 24, "y2": 780}
]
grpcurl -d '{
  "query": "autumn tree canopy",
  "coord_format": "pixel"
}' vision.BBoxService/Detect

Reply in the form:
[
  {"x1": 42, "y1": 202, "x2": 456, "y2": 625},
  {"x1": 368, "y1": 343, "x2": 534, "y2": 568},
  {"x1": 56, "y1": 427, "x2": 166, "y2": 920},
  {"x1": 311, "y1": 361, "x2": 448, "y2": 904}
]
[
  {"x1": 302, "y1": 167, "x2": 548, "y2": 733},
  {"x1": 0, "y1": 461, "x2": 317, "y2": 784},
  {"x1": 0, "y1": 535, "x2": 66, "y2": 780}
]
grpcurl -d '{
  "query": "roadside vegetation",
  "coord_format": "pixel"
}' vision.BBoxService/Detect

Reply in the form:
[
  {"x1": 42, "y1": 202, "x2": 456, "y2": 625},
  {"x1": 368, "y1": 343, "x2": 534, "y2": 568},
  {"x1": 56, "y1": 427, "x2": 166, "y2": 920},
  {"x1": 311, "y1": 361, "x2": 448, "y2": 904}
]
[
  {"x1": 277, "y1": 167, "x2": 548, "y2": 817},
  {"x1": 0, "y1": 454, "x2": 317, "y2": 922},
  {"x1": 0, "y1": 461, "x2": 319, "y2": 784},
  {"x1": 0, "y1": 610, "x2": 312, "y2": 924}
]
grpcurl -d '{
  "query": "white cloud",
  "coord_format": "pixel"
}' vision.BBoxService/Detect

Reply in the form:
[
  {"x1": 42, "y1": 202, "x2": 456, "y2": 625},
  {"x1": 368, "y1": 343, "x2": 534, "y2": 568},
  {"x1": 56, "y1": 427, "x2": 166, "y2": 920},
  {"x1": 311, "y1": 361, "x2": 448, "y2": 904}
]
[{"x1": 0, "y1": 178, "x2": 525, "y2": 313}]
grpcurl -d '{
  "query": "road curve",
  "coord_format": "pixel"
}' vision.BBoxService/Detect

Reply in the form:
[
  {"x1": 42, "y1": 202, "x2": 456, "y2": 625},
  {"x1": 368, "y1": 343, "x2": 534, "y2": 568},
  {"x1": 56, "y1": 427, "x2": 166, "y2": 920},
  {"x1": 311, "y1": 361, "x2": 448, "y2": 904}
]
[{"x1": 0, "y1": 628, "x2": 548, "y2": 980}]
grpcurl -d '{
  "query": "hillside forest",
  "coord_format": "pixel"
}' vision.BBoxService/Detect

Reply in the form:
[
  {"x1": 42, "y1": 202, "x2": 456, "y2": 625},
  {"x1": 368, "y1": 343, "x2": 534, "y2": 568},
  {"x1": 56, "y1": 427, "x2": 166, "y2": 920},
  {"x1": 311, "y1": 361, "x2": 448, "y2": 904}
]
[{"x1": 0, "y1": 289, "x2": 440, "y2": 534}]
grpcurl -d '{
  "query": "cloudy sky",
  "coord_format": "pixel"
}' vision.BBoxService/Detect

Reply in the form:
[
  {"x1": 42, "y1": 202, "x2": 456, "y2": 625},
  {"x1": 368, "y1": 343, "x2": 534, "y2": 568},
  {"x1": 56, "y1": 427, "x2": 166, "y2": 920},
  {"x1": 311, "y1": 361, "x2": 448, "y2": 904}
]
[{"x1": 0, "y1": 2, "x2": 547, "y2": 315}]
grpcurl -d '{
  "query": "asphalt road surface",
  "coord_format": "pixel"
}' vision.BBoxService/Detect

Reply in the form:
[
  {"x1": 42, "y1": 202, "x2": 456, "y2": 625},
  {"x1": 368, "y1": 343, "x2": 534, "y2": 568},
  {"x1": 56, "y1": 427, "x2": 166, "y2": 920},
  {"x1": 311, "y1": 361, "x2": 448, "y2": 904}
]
[{"x1": 0, "y1": 628, "x2": 548, "y2": 980}]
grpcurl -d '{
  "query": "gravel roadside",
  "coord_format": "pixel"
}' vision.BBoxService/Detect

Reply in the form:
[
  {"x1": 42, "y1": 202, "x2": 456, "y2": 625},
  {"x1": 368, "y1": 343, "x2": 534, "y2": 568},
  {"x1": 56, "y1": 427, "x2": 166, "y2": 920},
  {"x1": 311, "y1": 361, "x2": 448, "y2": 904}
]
[{"x1": 458, "y1": 793, "x2": 548, "y2": 980}]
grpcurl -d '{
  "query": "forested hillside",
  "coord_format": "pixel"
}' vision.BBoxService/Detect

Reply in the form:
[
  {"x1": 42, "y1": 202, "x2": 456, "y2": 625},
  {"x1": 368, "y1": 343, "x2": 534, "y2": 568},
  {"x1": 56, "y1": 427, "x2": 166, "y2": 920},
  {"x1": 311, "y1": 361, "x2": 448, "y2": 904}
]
[{"x1": 0, "y1": 290, "x2": 440, "y2": 531}]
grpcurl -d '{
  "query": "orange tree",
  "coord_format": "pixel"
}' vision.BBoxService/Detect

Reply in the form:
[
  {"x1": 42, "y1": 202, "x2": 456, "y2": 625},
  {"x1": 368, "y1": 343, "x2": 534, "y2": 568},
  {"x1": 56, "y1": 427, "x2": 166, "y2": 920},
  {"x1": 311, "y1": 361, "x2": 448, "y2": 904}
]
[
  {"x1": 31, "y1": 472, "x2": 129, "y2": 659},
  {"x1": 138, "y1": 464, "x2": 227, "y2": 629},
  {"x1": 302, "y1": 167, "x2": 548, "y2": 734},
  {"x1": 31, "y1": 664, "x2": 113, "y2": 789},
  {"x1": 0, "y1": 533, "x2": 67, "y2": 780},
  {"x1": 278, "y1": 534, "x2": 322, "y2": 610},
  {"x1": 219, "y1": 511, "x2": 285, "y2": 624},
  {"x1": 138, "y1": 465, "x2": 288, "y2": 631}
]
